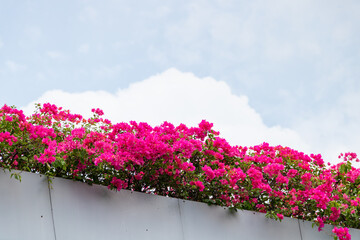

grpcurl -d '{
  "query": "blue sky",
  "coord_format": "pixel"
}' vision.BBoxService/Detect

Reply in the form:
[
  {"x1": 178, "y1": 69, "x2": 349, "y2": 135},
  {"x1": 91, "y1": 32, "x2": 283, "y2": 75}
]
[{"x1": 1, "y1": 0, "x2": 360, "y2": 163}]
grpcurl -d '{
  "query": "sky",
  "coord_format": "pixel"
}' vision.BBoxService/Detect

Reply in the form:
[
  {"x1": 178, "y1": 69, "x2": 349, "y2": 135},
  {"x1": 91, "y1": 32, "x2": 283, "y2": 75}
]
[{"x1": 1, "y1": 0, "x2": 359, "y2": 164}]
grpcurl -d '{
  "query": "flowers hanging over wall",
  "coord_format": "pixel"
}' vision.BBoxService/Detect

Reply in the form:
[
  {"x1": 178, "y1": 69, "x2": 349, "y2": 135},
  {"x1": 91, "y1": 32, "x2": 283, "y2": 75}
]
[{"x1": 1, "y1": 103, "x2": 359, "y2": 240}]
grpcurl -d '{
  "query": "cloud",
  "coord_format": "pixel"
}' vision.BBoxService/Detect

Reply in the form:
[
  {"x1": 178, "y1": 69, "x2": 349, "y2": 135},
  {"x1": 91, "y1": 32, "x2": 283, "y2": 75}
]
[
  {"x1": 294, "y1": 92, "x2": 360, "y2": 165},
  {"x1": 22, "y1": 68, "x2": 310, "y2": 154}
]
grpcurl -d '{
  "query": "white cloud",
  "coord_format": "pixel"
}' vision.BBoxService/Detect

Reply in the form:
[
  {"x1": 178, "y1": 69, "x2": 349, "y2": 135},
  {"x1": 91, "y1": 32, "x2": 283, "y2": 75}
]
[
  {"x1": 294, "y1": 109, "x2": 360, "y2": 167},
  {"x1": 291, "y1": 88, "x2": 360, "y2": 166},
  {"x1": 22, "y1": 68, "x2": 360, "y2": 165},
  {"x1": 22, "y1": 68, "x2": 310, "y2": 154},
  {"x1": 5, "y1": 60, "x2": 26, "y2": 72}
]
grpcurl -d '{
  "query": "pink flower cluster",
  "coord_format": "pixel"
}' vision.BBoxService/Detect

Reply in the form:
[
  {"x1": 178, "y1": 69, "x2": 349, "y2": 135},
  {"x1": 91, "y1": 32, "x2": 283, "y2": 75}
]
[
  {"x1": 1, "y1": 103, "x2": 360, "y2": 240},
  {"x1": 333, "y1": 227, "x2": 351, "y2": 240},
  {"x1": 0, "y1": 132, "x2": 17, "y2": 146}
]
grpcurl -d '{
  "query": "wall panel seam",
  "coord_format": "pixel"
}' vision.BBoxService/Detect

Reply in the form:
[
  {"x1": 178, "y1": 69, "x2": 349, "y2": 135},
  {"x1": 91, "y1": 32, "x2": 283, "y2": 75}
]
[
  {"x1": 47, "y1": 177, "x2": 58, "y2": 240},
  {"x1": 177, "y1": 199, "x2": 185, "y2": 240},
  {"x1": 298, "y1": 219, "x2": 303, "y2": 240}
]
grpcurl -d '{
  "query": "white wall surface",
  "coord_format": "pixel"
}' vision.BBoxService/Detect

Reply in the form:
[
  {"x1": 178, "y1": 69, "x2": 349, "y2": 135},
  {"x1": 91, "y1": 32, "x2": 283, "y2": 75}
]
[{"x1": 1, "y1": 170, "x2": 359, "y2": 240}]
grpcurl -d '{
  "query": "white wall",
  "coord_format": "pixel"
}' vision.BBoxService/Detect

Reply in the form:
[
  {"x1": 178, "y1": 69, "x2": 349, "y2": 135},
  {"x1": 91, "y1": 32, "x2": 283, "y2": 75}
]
[{"x1": 1, "y1": 170, "x2": 359, "y2": 240}]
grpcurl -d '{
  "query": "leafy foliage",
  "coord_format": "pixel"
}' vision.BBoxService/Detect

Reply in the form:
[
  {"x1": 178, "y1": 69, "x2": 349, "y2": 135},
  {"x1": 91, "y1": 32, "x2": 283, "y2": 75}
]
[{"x1": 1, "y1": 103, "x2": 358, "y2": 240}]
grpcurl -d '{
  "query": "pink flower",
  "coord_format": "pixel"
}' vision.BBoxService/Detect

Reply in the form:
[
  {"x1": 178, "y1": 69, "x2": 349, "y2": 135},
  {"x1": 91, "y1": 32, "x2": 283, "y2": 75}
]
[
  {"x1": 310, "y1": 153, "x2": 324, "y2": 166},
  {"x1": 329, "y1": 207, "x2": 341, "y2": 221},
  {"x1": 316, "y1": 216, "x2": 325, "y2": 232},
  {"x1": 350, "y1": 200, "x2": 358, "y2": 206},
  {"x1": 71, "y1": 127, "x2": 86, "y2": 139},
  {"x1": 263, "y1": 163, "x2": 284, "y2": 177},
  {"x1": 332, "y1": 227, "x2": 351, "y2": 240},
  {"x1": 287, "y1": 169, "x2": 298, "y2": 178},
  {"x1": 110, "y1": 177, "x2": 128, "y2": 191},
  {"x1": 301, "y1": 172, "x2": 312, "y2": 184},
  {"x1": 134, "y1": 172, "x2": 144, "y2": 180},
  {"x1": 190, "y1": 181, "x2": 205, "y2": 192},
  {"x1": 198, "y1": 120, "x2": 213, "y2": 132},
  {"x1": 229, "y1": 167, "x2": 246, "y2": 187},
  {"x1": 181, "y1": 162, "x2": 195, "y2": 172},
  {"x1": 5, "y1": 115, "x2": 13, "y2": 121},
  {"x1": 202, "y1": 165, "x2": 215, "y2": 180},
  {"x1": 91, "y1": 108, "x2": 104, "y2": 116},
  {"x1": 3, "y1": 102, "x2": 360, "y2": 239},
  {"x1": 276, "y1": 174, "x2": 289, "y2": 185}
]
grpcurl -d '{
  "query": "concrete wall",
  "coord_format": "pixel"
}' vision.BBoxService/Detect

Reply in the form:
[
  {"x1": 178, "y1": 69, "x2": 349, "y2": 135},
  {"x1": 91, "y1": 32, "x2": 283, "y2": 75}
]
[{"x1": 1, "y1": 170, "x2": 359, "y2": 240}]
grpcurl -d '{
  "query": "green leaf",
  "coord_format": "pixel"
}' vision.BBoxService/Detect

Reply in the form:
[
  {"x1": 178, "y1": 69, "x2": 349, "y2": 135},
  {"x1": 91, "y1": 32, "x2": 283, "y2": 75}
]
[{"x1": 10, "y1": 172, "x2": 22, "y2": 182}]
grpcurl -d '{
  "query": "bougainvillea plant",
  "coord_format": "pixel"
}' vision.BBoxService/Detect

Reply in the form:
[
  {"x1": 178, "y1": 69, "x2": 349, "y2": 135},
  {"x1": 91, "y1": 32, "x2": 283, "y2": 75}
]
[{"x1": 0, "y1": 103, "x2": 359, "y2": 240}]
